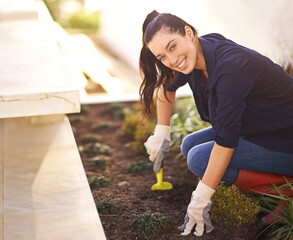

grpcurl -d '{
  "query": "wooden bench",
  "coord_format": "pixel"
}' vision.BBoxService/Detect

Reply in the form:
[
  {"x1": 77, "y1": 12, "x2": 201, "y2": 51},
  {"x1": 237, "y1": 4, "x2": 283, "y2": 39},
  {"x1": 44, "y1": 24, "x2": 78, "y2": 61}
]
[{"x1": 0, "y1": 1, "x2": 106, "y2": 239}]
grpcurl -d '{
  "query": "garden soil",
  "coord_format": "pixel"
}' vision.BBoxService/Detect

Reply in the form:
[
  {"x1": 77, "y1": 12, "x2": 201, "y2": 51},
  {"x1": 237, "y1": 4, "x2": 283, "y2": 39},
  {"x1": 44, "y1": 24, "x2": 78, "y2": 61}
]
[{"x1": 68, "y1": 102, "x2": 266, "y2": 240}]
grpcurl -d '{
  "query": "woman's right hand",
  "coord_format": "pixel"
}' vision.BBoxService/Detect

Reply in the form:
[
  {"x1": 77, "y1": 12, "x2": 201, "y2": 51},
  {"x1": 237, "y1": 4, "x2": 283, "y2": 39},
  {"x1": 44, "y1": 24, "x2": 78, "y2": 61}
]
[{"x1": 144, "y1": 125, "x2": 171, "y2": 162}]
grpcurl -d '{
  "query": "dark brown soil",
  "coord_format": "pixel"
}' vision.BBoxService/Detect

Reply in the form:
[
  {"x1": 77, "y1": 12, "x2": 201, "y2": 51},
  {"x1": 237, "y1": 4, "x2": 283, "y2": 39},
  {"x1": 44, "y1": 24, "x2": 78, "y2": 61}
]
[{"x1": 68, "y1": 102, "x2": 264, "y2": 240}]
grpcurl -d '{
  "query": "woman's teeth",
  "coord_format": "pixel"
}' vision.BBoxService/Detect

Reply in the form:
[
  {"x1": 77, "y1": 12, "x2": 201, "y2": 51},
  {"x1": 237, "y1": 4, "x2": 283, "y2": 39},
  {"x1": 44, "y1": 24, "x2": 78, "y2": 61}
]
[{"x1": 178, "y1": 58, "x2": 186, "y2": 68}]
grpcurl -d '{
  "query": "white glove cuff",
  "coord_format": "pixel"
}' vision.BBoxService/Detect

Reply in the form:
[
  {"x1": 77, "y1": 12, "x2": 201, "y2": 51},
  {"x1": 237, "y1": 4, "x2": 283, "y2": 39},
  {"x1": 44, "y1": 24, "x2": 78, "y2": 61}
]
[
  {"x1": 194, "y1": 181, "x2": 216, "y2": 201},
  {"x1": 154, "y1": 124, "x2": 171, "y2": 140}
]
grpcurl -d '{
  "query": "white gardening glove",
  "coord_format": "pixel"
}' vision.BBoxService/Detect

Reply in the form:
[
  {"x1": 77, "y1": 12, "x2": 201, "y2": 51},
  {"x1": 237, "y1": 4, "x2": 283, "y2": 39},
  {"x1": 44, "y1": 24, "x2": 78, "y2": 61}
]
[
  {"x1": 181, "y1": 181, "x2": 215, "y2": 237},
  {"x1": 144, "y1": 124, "x2": 170, "y2": 162}
]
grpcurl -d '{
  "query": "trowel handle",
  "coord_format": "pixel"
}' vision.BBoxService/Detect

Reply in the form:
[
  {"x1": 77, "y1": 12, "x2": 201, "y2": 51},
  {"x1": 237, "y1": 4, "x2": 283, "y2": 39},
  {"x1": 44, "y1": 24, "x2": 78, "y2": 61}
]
[{"x1": 156, "y1": 168, "x2": 164, "y2": 185}]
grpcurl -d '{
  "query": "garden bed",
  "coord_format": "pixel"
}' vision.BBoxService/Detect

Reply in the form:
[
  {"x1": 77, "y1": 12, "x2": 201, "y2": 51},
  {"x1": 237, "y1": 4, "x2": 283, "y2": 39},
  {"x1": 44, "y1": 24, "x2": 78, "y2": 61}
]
[{"x1": 69, "y1": 102, "x2": 266, "y2": 240}]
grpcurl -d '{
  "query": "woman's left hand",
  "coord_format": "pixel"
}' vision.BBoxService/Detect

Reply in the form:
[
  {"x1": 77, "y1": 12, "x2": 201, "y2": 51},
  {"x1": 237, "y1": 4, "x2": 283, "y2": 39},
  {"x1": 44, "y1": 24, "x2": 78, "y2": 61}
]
[{"x1": 180, "y1": 181, "x2": 215, "y2": 236}]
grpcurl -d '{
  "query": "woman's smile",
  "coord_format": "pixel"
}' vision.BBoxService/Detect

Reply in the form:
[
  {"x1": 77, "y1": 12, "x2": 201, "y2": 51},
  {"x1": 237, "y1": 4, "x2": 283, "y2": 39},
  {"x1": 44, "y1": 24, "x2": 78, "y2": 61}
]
[{"x1": 177, "y1": 57, "x2": 187, "y2": 70}]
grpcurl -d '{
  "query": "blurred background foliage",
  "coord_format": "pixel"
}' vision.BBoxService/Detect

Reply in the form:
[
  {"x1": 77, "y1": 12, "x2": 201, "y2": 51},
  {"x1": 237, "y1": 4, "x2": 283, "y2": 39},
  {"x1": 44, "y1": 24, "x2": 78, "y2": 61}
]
[{"x1": 43, "y1": 0, "x2": 100, "y2": 31}]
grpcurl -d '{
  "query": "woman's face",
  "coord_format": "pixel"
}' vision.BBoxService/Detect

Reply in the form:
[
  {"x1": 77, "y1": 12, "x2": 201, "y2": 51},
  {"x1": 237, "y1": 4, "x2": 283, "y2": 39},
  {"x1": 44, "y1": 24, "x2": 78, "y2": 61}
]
[{"x1": 147, "y1": 26, "x2": 199, "y2": 74}]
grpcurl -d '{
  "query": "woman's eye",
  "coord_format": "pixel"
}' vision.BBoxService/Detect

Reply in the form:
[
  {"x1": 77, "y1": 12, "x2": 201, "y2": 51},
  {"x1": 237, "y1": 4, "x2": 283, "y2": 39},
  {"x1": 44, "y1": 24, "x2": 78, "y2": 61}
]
[
  {"x1": 170, "y1": 44, "x2": 176, "y2": 51},
  {"x1": 159, "y1": 56, "x2": 165, "y2": 61}
]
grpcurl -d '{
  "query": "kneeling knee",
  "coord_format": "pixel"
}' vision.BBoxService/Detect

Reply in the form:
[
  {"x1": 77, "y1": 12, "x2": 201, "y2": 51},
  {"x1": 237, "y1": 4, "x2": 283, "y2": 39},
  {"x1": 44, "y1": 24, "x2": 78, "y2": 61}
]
[
  {"x1": 181, "y1": 134, "x2": 193, "y2": 158},
  {"x1": 186, "y1": 147, "x2": 207, "y2": 178}
]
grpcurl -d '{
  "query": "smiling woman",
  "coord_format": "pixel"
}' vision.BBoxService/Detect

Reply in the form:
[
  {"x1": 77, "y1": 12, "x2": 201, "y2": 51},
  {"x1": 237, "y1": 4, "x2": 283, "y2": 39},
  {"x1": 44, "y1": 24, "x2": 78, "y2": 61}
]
[
  {"x1": 139, "y1": 9, "x2": 293, "y2": 238},
  {"x1": 147, "y1": 26, "x2": 201, "y2": 73}
]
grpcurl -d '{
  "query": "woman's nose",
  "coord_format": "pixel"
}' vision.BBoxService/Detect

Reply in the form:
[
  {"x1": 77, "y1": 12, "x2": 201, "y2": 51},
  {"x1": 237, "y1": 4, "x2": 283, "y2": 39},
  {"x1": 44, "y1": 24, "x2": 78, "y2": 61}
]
[{"x1": 168, "y1": 54, "x2": 178, "y2": 66}]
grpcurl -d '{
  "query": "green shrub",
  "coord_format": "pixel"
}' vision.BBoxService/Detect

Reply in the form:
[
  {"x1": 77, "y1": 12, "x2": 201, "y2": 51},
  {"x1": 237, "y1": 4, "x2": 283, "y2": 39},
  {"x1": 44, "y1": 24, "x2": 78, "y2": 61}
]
[
  {"x1": 122, "y1": 105, "x2": 156, "y2": 154},
  {"x1": 88, "y1": 175, "x2": 111, "y2": 188},
  {"x1": 96, "y1": 201, "x2": 117, "y2": 214},
  {"x1": 67, "y1": 11, "x2": 100, "y2": 30},
  {"x1": 210, "y1": 182, "x2": 260, "y2": 226},
  {"x1": 127, "y1": 160, "x2": 152, "y2": 173},
  {"x1": 133, "y1": 120, "x2": 156, "y2": 154},
  {"x1": 89, "y1": 156, "x2": 109, "y2": 170},
  {"x1": 122, "y1": 108, "x2": 141, "y2": 137},
  {"x1": 131, "y1": 211, "x2": 168, "y2": 236}
]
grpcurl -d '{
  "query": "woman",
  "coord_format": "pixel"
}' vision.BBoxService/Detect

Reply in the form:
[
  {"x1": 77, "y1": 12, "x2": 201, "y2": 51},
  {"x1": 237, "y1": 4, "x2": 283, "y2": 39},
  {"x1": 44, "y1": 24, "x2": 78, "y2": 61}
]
[{"x1": 140, "y1": 10, "x2": 293, "y2": 236}]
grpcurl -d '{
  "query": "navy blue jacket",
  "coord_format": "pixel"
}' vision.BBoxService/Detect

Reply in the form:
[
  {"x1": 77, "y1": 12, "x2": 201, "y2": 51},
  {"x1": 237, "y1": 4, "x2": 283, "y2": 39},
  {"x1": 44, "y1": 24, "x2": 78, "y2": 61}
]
[{"x1": 168, "y1": 33, "x2": 293, "y2": 154}]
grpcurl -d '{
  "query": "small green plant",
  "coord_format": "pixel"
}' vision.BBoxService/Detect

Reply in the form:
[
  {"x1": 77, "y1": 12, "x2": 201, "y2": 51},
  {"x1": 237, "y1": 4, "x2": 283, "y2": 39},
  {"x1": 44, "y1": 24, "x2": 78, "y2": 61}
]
[
  {"x1": 131, "y1": 211, "x2": 168, "y2": 236},
  {"x1": 127, "y1": 160, "x2": 152, "y2": 173},
  {"x1": 70, "y1": 116, "x2": 83, "y2": 123},
  {"x1": 210, "y1": 182, "x2": 260, "y2": 226},
  {"x1": 110, "y1": 104, "x2": 126, "y2": 119},
  {"x1": 81, "y1": 134, "x2": 100, "y2": 143},
  {"x1": 96, "y1": 201, "x2": 117, "y2": 214},
  {"x1": 88, "y1": 175, "x2": 111, "y2": 188},
  {"x1": 83, "y1": 143, "x2": 112, "y2": 155},
  {"x1": 92, "y1": 122, "x2": 109, "y2": 131},
  {"x1": 101, "y1": 145, "x2": 112, "y2": 156},
  {"x1": 89, "y1": 156, "x2": 109, "y2": 170},
  {"x1": 258, "y1": 179, "x2": 293, "y2": 240}
]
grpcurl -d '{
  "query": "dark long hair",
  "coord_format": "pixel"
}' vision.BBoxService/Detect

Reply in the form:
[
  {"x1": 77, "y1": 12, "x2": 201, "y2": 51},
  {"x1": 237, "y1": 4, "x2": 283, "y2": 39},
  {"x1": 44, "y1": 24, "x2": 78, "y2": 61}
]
[{"x1": 139, "y1": 10, "x2": 197, "y2": 118}]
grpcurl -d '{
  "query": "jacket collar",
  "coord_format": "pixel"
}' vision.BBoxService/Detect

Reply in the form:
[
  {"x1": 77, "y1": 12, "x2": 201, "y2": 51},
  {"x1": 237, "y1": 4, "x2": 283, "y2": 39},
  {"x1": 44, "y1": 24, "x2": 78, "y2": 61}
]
[{"x1": 198, "y1": 36, "x2": 217, "y2": 81}]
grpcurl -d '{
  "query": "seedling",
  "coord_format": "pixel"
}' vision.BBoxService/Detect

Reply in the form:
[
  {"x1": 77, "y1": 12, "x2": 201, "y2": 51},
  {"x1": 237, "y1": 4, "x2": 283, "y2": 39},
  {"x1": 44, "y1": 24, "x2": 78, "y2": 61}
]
[
  {"x1": 70, "y1": 116, "x2": 83, "y2": 123},
  {"x1": 81, "y1": 134, "x2": 101, "y2": 143},
  {"x1": 92, "y1": 122, "x2": 109, "y2": 131},
  {"x1": 83, "y1": 143, "x2": 112, "y2": 155},
  {"x1": 131, "y1": 211, "x2": 168, "y2": 236},
  {"x1": 89, "y1": 156, "x2": 109, "y2": 170},
  {"x1": 211, "y1": 182, "x2": 260, "y2": 226},
  {"x1": 96, "y1": 201, "x2": 117, "y2": 214},
  {"x1": 110, "y1": 103, "x2": 125, "y2": 119},
  {"x1": 88, "y1": 175, "x2": 111, "y2": 188},
  {"x1": 101, "y1": 145, "x2": 112, "y2": 156},
  {"x1": 127, "y1": 160, "x2": 152, "y2": 173}
]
